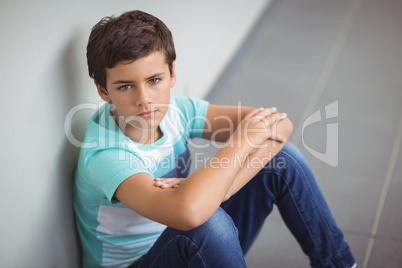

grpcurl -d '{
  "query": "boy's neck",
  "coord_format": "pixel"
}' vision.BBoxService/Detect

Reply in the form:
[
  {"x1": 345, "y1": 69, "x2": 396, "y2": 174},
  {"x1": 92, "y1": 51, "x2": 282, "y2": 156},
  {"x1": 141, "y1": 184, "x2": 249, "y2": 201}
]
[
  {"x1": 129, "y1": 125, "x2": 163, "y2": 144},
  {"x1": 121, "y1": 120, "x2": 163, "y2": 144}
]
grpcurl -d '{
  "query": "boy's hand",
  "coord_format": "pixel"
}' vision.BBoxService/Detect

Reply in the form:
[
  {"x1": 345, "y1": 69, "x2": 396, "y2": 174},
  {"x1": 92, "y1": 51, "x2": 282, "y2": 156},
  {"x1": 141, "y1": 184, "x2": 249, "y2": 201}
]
[
  {"x1": 235, "y1": 108, "x2": 287, "y2": 148},
  {"x1": 154, "y1": 178, "x2": 185, "y2": 189},
  {"x1": 263, "y1": 111, "x2": 288, "y2": 143}
]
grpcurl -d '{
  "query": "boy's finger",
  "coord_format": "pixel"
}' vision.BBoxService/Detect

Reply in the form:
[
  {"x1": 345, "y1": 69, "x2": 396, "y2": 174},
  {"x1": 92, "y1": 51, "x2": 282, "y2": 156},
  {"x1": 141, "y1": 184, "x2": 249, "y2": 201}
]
[
  {"x1": 266, "y1": 112, "x2": 287, "y2": 124},
  {"x1": 162, "y1": 178, "x2": 178, "y2": 184},
  {"x1": 269, "y1": 133, "x2": 287, "y2": 143},
  {"x1": 154, "y1": 180, "x2": 164, "y2": 185},
  {"x1": 249, "y1": 108, "x2": 276, "y2": 122},
  {"x1": 253, "y1": 111, "x2": 285, "y2": 129},
  {"x1": 266, "y1": 117, "x2": 288, "y2": 143},
  {"x1": 245, "y1": 108, "x2": 278, "y2": 127},
  {"x1": 155, "y1": 181, "x2": 174, "y2": 189},
  {"x1": 255, "y1": 107, "x2": 277, "y2": 118},
  {"x1": 243, "y1": 107, "x2": 264, "y2": 121}
]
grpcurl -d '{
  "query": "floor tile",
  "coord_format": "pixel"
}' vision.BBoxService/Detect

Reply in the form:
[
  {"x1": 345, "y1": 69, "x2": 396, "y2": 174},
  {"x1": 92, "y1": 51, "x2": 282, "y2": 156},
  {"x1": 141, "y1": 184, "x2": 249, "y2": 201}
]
[
  {"x1": 242, "y1": 0, "x2": 352, "y2": 77},
  {"x1": 265, "y1": 209, "x2": 370, "y2": 267},
  {"x1": 296, "y1": 0, "x2": 402, "y2": 180},
  {"x1": 297, "y1": 87, "x2": 400, "y2": 182},
  {"x1": 245, "y1": 220, "x2": 310, "y2": 268},
  {"x1": 367, "y1": 238, "x2": 402, "y2": 268},
  {"x1": 343, "y1": 232, "x2": 370, "y2": 267},
  {"x1": 246, "y1": 219, "x2": 369, "y2": 267},
  {"x1": 376, "y1": 180, "x2": 402, "y2": 241},
  {"x1": 267, "y1": 204, "x2": 282, "y2": 221},
  {"x1": 305, "y1": 169, "x2": 383, "y2": 234},
  {"x1": 353, "y1": 0, "x2": 402, "y2": 48},
  {"x1": 213, "y1": 67, "x2": 317, "y2": 127},
  {"x1": 188, "y1": 138, "x2": 219, "y2": 174},
  {"x1": 390, "y1": 143, "x2": 402, "y2": 184}
]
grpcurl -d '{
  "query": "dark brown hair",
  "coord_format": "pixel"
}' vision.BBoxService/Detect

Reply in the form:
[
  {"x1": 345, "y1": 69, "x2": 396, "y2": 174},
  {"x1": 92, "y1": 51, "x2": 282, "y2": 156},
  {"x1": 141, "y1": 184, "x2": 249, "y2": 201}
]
[{"x1": 87, "y1": 10, "x2": 176, "y2": 89}]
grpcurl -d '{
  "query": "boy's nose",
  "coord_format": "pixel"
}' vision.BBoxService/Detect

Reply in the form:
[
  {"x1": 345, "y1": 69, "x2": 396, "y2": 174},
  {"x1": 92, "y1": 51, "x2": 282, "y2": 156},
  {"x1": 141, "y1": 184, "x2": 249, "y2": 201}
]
[{"x1": 136, "y1": 86, "x2": 152, "y2": 106}]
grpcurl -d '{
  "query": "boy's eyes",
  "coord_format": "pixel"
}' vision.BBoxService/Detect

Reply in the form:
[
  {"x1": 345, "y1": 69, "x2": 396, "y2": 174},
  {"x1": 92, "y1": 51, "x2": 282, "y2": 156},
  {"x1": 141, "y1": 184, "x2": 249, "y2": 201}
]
[
  {"x1": 117, "y1": 78, "x2": 161, "y2": 90},
  {"x1": 118, "y1": 84, "x2": 132, "y2": 91},
  {"x1": 149, "y1": 78, "x2": 161, "y2": 84}
]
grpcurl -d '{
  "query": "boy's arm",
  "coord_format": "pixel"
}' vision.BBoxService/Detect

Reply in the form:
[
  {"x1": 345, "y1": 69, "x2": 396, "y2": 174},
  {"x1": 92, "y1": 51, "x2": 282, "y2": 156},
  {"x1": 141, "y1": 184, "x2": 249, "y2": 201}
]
[
  {"x1": 202, "y1": 104, "x2": 293, "y2": 201},
  {"x1": 223, "y1": 122, "x2": 292, "y2": 201},
  {"x1": 115, "y1": 108, "x2": 274, "y2": 231},
  {"x1": 202, "y1": 104, "x2": 288, "y2": 142}
]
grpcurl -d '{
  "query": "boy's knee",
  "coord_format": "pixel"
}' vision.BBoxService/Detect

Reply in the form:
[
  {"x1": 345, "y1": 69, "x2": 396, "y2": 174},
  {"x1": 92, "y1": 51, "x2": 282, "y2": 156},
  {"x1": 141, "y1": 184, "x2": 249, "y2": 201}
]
[
  {"x1": 200, "y1": 207, "x2": 238, "y2": 241},
  {"x1": 278, "y1": 142, "x2": 308, "y2": 167},
  {"x1": 281, "y1": 142, "x2": 303, "y2": 158},
  {"x1": 180, "y1": 208, "x2": 245, "y2": 266},
  {"x1": 190, "y1": 208, "x2": 244, "y2": 261},
  {"x1": 265, "y1": 142, "x2": 312, "y2": 178}
]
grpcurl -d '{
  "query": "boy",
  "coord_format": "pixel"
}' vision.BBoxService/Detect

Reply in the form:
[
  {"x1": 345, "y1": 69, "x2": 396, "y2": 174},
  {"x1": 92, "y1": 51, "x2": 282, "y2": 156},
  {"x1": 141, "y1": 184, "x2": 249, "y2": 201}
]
[{"x1": 74, "y1": 10, "x2": 357, "y2": 268}]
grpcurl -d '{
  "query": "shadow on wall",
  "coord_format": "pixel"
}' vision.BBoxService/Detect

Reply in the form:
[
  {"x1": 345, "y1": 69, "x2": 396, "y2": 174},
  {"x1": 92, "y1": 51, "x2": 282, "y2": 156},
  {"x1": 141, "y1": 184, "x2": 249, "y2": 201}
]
[{"x1": 51, "y1": 29, "x2": 93, "y2": 267}]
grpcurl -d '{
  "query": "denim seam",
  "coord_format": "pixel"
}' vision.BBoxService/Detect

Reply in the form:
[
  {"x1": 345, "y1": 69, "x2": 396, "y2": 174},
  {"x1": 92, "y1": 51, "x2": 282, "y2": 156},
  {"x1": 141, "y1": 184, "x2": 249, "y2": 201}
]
[
  {"x1": 288, "y1": 150, "x2": 330, "y2": 264},
  {"x1": 281, "y1": 148, "x2": 344, "y2": 267},
  {"x1": 276, "y1": 149, "x2": 327, "y2": 266},
  {"x1": 258, "y1": 168, "x2": 323, "y2": 266}
]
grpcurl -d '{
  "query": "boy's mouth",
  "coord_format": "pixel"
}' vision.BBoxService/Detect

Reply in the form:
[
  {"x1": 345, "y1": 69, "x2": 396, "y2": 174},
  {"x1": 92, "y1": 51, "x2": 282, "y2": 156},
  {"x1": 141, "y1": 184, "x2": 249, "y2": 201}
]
[{"x1": 137, "y1": 110, "x2": 157, "y2": 118}]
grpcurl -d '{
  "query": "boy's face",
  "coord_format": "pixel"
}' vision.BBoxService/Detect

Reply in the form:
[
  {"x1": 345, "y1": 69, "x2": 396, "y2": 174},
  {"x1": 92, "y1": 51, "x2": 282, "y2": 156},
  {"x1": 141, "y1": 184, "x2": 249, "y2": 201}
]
[{"x1": 96, "y1": 51, "x2": 175, "y2": 132}]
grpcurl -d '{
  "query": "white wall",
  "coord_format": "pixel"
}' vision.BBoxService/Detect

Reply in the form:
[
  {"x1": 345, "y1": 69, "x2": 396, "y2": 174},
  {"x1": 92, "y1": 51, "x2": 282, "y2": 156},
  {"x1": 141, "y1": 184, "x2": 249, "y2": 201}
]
[{"x1": 0, "y1": 0, "x2": 270, "y2": 266}]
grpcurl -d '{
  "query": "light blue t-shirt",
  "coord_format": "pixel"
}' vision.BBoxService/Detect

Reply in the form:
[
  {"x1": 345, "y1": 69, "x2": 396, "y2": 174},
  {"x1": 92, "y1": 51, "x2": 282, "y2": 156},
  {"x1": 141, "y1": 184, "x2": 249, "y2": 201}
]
[{"x1": 73, "y1": 96, "x2": 209, "y2": 268}]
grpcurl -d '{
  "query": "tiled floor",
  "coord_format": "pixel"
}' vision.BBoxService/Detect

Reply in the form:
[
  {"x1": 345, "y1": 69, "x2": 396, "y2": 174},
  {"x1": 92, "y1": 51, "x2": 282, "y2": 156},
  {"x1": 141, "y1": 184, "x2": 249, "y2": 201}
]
[{"x1": 190, "y1": 0, "x2": 402, "y2": 267}]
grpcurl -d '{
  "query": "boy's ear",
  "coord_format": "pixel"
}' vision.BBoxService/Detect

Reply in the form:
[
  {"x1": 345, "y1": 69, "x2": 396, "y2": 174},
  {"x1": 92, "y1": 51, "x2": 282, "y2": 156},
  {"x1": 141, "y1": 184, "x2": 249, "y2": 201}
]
[
  {"x1": 170, "y1": 61, "x2": 176, "y2": 88},
  {"x1": 95, "y1": 82, "x2": 111, "y2": 102}
]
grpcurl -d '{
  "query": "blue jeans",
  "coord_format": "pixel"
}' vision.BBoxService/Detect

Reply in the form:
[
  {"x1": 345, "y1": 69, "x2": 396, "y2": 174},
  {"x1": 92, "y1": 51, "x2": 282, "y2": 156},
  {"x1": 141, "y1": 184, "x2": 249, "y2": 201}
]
[{"x1": 131, "y1": 142, "x2": 356, "y2": 268}]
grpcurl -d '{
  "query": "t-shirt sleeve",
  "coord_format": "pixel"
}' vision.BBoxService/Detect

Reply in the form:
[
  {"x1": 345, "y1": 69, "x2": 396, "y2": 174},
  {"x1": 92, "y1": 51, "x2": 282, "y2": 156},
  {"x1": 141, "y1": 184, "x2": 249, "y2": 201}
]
[
  {"x1": 84, "y1": 148, "x2": 151, "y2": 204},
  {"x1": 172, "y1": 96, "x2": 209, "y2": 139}
]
